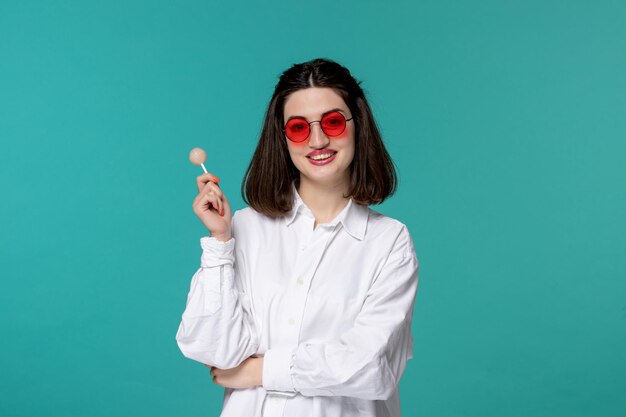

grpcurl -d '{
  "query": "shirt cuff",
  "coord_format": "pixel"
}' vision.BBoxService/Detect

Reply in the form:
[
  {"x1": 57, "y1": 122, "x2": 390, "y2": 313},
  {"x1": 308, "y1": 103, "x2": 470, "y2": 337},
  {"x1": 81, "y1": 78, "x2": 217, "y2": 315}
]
[
  {"x1": 262, "y1": 347, "x2": 297, "y2": 394},
  {"x1": 200, "y1": 237, "x2": 235, "y2": 268}
]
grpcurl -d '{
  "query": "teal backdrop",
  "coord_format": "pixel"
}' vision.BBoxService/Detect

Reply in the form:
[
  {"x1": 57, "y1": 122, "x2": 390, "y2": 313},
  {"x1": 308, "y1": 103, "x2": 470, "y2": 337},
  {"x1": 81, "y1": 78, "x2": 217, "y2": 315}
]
[{"x1": 1, "y1": 0, "x2": 624, "y2": 416}]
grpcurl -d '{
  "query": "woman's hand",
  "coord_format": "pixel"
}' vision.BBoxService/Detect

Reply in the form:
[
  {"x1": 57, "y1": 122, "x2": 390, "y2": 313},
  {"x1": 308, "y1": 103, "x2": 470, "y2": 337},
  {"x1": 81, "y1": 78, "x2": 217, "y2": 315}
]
[
  {"x1": 192, "y1": 172, "x2": 233, "y2": 241},
  {"x1": 207, "y1": 356, "x2": 264, "y2": 389}
]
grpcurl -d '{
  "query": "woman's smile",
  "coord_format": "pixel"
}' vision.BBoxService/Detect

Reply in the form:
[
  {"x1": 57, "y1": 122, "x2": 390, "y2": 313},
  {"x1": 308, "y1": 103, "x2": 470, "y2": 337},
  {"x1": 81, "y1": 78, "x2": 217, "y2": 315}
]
[{"x1": 307, "y1": 148, "x2": 338, "y2": 164}]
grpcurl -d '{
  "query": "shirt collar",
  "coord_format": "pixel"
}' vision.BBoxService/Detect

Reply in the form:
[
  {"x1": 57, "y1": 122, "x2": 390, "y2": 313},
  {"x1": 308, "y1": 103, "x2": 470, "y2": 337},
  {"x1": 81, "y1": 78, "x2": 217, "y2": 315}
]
[
  {"x1": 284, "y1": 183, "x2": 306, "y2": 226},
  {"x1": 285, "y1": 182, "x2": 369, "y2": 241}
]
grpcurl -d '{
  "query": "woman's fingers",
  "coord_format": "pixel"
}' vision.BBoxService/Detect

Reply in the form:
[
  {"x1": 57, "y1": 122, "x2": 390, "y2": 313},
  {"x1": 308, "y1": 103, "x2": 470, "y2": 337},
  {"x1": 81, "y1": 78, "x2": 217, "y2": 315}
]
[
  {"x1": 195, "y1": 191, "x2": 223, "y2": 216},
  {"x1": 195, "y1": 173, "x2": 227, "y2": 216},
  {"x1": 201, "y1": 182, "x2": 224, "y2": 215},
  {"x1": 203, "y1": 182, "x2": 231, "y2": 217},
  {"x1": 193, "y1": 190, "x2": 216, "y2": 213},
  {"x1": 208, "y1": 366, "x2": 219, "y2": 384},
  {"x1": 196, "y1": 172, "x2": 221, "y2": 194},
  {"x1": 220, "y1": 190, "x2": 232, "y2": 218},
  {"x1": 203, "y1": 181, "x2": 223, "y2": 198},
  {"x1": 191, "y1": 173, "x2": 232, "y2": 238}
]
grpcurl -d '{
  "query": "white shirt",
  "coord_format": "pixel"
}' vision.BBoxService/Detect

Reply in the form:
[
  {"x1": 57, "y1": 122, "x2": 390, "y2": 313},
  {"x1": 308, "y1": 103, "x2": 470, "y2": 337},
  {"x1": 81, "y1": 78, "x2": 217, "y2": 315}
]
[{"x1": 176, "y1": 185, "x2": 419, "y2": 417}]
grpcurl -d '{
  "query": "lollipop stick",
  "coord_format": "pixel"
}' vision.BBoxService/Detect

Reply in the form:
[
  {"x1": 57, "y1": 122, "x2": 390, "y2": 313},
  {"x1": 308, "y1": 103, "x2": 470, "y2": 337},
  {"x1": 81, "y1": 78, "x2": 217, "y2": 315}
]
[{"x1": 200, "y1": 163, "x2": 208, "y2": 174}]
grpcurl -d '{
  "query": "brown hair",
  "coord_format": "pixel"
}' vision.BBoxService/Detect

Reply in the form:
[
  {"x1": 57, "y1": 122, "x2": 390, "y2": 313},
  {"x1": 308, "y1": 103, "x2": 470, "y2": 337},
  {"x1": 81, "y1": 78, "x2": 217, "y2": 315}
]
[{"x1": 241, "y1": 58, "x2": 397, "y2": 218}]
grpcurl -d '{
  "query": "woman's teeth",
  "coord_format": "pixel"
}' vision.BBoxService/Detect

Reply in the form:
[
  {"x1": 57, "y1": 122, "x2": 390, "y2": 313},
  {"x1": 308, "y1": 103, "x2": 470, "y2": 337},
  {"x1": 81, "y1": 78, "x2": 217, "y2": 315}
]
[{"x1": 309, "y1": 152, "x2": 335, "y2": 160}]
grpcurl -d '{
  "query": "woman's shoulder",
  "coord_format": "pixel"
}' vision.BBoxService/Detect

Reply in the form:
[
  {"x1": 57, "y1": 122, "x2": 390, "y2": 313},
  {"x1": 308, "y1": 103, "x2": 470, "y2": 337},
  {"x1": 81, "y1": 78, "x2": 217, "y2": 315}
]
[
  {"x1": 232, "y1": 206, "x2": 254, "y2": 222},
  {"x1": 363, "y1": 207, "x2": 416, "y2": 257},
  {"x1": 365, "y1": 207, "x2": 411, "y2": 236},
  {"x1": 231, "y1": 206, "x2": 282, "y2": 238},
  {"x1": 232, "y1": 206, "x2": 279, "y2": 224}
]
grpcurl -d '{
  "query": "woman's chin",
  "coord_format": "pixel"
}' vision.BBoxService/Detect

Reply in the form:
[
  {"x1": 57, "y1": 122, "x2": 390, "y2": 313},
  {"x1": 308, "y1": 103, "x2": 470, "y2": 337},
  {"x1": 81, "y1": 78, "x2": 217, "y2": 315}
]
[{"x1": 300, "y1": 170, "x2": 349, "y2": 187}]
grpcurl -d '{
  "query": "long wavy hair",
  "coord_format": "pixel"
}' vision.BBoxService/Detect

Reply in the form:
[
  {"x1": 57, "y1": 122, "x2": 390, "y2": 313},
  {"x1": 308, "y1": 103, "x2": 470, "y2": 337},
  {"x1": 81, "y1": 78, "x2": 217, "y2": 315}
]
[{"x1": 242, "y1": 58, "x2": 397, "y2": 218}]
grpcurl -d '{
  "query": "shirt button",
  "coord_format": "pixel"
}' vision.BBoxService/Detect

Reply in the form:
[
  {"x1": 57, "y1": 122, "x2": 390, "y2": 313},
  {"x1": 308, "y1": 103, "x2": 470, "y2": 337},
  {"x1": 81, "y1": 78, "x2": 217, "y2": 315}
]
[
  {"x1": 300, "y1": 245, "x2": 306, "y2": 251},
  {"x1": 288, "y1": 318, "x2": 295, "y2": 325},
  {"x1": 297, "y1": 278, "x2": 304, "y2": 285}
]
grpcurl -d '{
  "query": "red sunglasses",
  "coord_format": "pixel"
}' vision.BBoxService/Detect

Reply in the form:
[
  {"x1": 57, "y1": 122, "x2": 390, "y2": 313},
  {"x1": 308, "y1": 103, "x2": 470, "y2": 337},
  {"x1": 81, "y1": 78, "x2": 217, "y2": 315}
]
[{"x1": 283, "y1": 111, "x2": 353, "y2": 143}]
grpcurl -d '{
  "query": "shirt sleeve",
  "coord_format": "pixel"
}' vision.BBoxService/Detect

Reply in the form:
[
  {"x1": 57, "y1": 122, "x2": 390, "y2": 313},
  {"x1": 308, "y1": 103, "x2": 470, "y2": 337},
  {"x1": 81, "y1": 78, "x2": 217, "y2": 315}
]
[
  {"x1": 262, "y1": 225, "x2": 419, "y2": 400},
  {"x1": 175, "y1": 215, "x2": 259, "y2": 369}
]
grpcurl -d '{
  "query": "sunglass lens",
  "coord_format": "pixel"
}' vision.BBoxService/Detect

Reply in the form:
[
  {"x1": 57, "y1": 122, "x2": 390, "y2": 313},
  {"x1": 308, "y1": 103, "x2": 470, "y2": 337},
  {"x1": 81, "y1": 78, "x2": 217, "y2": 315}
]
[
  {"x1": 321, "y1": 112, "x2": 346, "y2": 136},
  {"x1": 285, "y1": 119, "x2": 309, "y2": 142}
]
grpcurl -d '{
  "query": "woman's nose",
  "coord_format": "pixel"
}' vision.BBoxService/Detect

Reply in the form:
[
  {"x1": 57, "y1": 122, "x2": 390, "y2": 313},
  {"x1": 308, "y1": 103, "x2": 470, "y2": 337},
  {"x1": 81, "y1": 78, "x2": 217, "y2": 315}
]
[{"x1": 308, "y1": 122, "x2": 330, "y2": 148}]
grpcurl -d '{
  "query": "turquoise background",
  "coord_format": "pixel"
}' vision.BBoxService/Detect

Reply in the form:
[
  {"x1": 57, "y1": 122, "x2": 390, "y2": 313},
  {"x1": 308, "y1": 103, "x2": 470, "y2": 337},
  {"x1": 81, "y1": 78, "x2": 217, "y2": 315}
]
[{"x1": 1, "y1": 0, "x2": 625, "y2": 415}]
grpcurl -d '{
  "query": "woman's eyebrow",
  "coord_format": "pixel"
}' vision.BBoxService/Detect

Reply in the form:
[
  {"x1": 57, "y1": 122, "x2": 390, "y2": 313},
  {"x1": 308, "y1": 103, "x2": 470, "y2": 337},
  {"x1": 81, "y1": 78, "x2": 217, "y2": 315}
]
[{"x1": 285, "y1": 108, "x2": 348, "y2": 122}]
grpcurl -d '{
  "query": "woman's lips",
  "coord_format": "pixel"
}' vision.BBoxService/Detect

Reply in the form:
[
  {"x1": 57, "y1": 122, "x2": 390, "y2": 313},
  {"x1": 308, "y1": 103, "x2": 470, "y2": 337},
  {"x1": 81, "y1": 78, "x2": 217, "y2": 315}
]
[{"x1": 307, "y1": 152, "x2": 337, "y2": 165}]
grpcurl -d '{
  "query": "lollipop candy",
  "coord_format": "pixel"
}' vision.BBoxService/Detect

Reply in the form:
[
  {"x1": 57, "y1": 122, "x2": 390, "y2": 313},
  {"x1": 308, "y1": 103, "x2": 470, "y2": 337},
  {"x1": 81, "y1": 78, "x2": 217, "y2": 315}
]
[{"x1": 189, "y1": 147, "x2": 207, "y2": 173}]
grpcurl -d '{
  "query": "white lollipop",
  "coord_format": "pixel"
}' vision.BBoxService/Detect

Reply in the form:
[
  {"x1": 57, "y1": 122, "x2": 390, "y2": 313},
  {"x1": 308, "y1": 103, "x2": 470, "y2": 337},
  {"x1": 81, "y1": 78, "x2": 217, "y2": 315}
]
[{"x1": 189, "y1": 147, "x2": 207, "y2": 173}]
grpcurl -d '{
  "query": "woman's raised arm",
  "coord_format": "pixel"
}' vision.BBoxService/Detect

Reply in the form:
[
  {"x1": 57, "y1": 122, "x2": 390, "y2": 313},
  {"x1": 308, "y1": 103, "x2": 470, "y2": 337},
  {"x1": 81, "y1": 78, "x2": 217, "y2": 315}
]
[{"x1": 176, "y1": 175, "x2": 259, "y2": 369}]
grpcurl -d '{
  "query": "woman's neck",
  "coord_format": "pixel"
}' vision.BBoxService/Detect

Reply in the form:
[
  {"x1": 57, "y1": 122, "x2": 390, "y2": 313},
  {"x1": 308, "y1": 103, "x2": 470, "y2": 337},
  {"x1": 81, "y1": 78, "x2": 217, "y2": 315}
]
[{"x1": 297, "y1": 176, "x2": 350, "y2": 227}]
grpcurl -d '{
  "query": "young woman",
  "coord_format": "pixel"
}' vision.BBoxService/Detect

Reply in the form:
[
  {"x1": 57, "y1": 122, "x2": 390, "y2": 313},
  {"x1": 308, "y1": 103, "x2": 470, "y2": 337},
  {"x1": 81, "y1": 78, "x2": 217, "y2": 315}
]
[{"x1": 176, "y1": 58, "x2": 419, "y2": 417}]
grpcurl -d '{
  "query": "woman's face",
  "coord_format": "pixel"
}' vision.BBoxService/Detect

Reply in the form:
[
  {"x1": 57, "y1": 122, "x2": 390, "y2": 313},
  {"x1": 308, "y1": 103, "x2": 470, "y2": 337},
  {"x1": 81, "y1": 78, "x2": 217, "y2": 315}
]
[{"x1": 283, "y1": 87, "x2": 355, "y2": 188}]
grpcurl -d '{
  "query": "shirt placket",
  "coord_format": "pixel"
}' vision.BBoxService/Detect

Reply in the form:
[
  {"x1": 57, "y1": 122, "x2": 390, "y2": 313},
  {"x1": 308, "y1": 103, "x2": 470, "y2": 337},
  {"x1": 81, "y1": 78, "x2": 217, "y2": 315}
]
[
  {"x1": 286, "y1": 221, "x2": 334, "y2": 344},
  {"x1": 264, "y1": 217, "x2": 338, "y2": 417}
]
